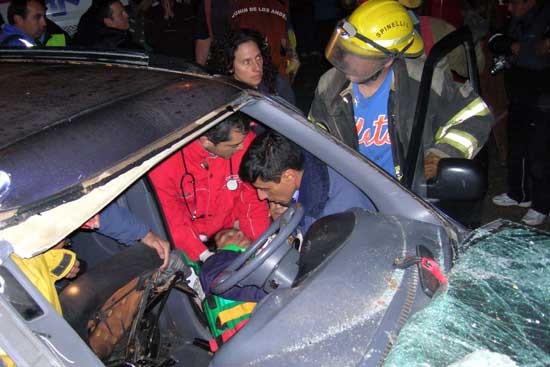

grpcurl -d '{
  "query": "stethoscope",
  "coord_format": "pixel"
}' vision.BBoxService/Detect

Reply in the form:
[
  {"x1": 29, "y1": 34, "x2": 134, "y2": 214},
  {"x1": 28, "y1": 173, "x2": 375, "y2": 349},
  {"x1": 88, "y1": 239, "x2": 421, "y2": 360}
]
[{"x1": 179, "y1": 150, "x2": 239, "y2": 221}]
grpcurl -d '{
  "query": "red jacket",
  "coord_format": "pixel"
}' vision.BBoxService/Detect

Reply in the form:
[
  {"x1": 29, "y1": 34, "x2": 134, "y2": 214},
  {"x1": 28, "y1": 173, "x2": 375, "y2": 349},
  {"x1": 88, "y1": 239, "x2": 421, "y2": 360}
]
[{"x1": 149, "y1": 132, "x2": 269, "y2": 260}]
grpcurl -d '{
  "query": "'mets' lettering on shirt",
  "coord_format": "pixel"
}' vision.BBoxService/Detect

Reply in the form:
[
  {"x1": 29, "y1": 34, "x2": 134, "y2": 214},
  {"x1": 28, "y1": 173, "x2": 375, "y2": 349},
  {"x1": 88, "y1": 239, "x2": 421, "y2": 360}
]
[{"x1": 356, "y1": 115, "x2": 391, "y2": 147}]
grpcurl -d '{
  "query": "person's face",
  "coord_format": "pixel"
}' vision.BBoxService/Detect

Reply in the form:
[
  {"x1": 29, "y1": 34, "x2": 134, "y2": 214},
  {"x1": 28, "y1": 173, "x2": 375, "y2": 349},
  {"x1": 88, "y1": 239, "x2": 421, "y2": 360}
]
[
  {"x1": 214, "y1": 229, "x2": 250, "y2": 249},
  {"x1": 203, "y1": 129, "x2": 247, "y2": 159},
  {"x1": 252, "y1": 172, "x2": 297, "y2": 204},
  {"x1": 507, "y1": 0, "x2": 535, "y2": 18},
  {"x1": 233, "y1": 41, "x2": 264, "y2": 88},
  {"x1": 104, "y1": 1, "x2": 129, "y2": 31},
  {"x1": 14, "y1": 0, "x2": 46, "y2": 39},
  {"x1": 342, "y1": 53, "x2": 389, "y2": 84}
]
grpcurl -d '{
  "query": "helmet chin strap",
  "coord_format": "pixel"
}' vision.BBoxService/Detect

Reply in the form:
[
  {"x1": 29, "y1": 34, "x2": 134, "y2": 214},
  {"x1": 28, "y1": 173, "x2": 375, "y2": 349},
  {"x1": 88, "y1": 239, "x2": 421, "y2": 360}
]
[
  {"x1": 356, "y1": 62, "x2": 390, "y2": 85},
  {"x1": 353, "y1": 36, "x2": 415, "y2": 85}
]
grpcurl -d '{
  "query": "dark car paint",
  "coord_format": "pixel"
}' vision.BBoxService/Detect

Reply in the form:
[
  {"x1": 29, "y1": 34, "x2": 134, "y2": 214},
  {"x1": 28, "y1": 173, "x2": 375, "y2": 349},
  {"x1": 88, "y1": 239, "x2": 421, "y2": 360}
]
[{"x1": 0, "y1": 60, "x2": 243, "y2": 227}]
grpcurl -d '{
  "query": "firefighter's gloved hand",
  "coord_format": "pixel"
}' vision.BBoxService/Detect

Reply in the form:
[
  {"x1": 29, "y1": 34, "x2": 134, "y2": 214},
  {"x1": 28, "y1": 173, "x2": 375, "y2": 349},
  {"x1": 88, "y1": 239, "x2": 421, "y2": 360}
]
[{"x1": 424, "y1": 152, "x2": 442, "y2": 180}]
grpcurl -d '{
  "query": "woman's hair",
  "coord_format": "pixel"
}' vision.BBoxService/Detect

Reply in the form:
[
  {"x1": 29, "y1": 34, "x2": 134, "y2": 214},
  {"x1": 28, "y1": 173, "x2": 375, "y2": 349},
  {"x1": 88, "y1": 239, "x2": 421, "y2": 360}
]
[{"x1": 208, "y1": 29, "x2": 277, "y2": 93}]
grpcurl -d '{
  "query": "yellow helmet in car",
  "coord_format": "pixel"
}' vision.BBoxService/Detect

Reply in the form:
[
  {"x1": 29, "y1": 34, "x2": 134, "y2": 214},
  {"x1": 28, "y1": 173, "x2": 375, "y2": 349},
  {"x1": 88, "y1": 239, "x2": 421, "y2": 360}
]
[{"x1": 398, "y1": 0, "x2": 422, "y2": 8}]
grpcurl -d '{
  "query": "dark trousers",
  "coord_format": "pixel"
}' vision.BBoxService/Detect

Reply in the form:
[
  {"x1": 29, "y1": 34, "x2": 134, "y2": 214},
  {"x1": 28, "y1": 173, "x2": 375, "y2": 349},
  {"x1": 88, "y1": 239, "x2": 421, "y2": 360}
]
[
  {"x1": 59, "y1": 243, "x2": 161, "y2": 340},
  {"x1": 507, "y1": 99, "x2": 550, "y2": 214}
]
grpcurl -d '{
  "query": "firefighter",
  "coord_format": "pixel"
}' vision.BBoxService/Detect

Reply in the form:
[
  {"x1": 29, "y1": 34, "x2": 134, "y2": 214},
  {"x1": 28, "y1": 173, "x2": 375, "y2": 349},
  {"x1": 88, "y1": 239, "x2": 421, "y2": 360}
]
[{"x1": 309, "y1": 0, "x2": 492, "y2": 186}]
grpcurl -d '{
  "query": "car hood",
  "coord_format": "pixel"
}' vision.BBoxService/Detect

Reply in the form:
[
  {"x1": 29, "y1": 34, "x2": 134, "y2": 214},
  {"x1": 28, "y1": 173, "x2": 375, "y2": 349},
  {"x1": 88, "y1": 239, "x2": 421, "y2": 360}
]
[{"x1": 0, "y1": 56, "x2": 245, "y2": 257}]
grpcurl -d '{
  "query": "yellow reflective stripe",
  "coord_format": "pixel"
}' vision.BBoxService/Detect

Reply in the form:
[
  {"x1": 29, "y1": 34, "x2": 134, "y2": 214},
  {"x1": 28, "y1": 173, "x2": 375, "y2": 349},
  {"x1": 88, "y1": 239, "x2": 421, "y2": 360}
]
[
  {"x1": 395, "y1": 165, "x2": 402, "y2": 181},
  {"x1": 436, "y1": 97, "x2": 490, "y2": 140},
  {"x1": 0, "y1": 350, "x2": 16, "y2": 367},
  {"x1": 288, "y1": 29, "x2": 297, "y2": 50},
  {"x1": 437, "y1": 130, "x2": 477, "y2": 158},
  {"x1": 217, "y1": 302, "x2": 256, "y2": 327},
  {"x1": 307, "y1": 113, "x2": 329, "y2": 132}
]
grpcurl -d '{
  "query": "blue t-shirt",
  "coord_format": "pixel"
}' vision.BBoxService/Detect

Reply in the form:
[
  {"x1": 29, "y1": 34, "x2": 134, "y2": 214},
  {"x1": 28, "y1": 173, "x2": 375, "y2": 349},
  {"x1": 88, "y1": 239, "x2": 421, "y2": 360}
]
[{"x1": 352, "y1": 70, "x2": 395, "y2": 177}]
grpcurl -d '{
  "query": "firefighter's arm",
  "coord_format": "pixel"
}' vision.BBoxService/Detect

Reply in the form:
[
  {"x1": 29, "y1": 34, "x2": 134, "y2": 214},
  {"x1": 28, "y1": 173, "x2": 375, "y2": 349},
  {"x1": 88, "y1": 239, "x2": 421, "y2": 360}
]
[
  {"x1": 308, "y1": 77, "x2": 333, "y2": 134},
  {"x1": 429, "y1": 78, "x2": 492, "y2": 162}
]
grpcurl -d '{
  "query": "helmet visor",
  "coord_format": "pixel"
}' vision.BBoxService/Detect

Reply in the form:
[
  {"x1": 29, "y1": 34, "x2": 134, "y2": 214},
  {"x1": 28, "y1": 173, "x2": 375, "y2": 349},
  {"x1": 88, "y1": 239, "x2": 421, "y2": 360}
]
[{"x1": 326, "y1": 24, "x2": 391, "y2": 83}]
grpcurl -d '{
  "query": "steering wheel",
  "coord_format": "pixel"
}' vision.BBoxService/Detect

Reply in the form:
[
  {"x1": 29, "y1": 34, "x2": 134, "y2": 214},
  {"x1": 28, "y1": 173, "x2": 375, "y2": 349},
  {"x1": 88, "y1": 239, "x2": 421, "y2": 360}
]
[{"x1": 210, "y1": 203, "x2": 304, "y2": 294}]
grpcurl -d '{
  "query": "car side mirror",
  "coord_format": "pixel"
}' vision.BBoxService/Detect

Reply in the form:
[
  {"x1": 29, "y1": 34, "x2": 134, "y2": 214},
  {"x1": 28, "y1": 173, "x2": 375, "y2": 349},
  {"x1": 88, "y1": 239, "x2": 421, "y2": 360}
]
[{"x1": 427, "y1": 158, "x2": 487, "y2": 201}]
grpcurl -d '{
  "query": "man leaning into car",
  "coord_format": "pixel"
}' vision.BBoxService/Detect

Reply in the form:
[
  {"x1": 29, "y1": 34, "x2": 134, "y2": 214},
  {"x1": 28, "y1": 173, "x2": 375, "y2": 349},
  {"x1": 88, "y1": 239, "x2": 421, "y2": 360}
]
[
  {"x1": 149, "y1": 112, "x2": 270, "y2": 263},
  {"x1": 240, "y1": 130, "x2": 374, "y2": 234},
  {"x1": 199, "y1": 130, "x2": 374, "y2": 305}
]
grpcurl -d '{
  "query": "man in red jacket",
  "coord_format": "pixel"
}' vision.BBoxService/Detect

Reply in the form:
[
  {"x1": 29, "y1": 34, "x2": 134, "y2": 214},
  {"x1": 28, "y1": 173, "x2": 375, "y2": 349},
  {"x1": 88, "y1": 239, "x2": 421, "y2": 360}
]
[{"x1": 149, "y1": 113, "x2": 269, "y2": 262}]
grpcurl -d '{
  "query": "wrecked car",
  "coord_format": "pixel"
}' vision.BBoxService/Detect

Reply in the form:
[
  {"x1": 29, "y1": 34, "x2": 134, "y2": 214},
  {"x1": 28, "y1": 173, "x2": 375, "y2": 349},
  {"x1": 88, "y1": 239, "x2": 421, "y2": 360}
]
[{"x1": 0, "y1": 48, "x2": 547, "y2": 367}]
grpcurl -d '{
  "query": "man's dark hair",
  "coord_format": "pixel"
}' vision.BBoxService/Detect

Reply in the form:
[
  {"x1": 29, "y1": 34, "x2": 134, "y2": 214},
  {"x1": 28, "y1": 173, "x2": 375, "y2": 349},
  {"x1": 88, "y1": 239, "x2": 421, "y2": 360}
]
[
  {"x1": 7, "y1": 0, "x2": 45, "y2": 25},
  {"x1": 203, "y1": 112, "x2": 250, "y2": 145},
  {"x1": 239, "y1": 130, "x2": 304, "y2": 184},
  {"x1": 90, "y1": 0, "x2": 119, "y2": 22}
]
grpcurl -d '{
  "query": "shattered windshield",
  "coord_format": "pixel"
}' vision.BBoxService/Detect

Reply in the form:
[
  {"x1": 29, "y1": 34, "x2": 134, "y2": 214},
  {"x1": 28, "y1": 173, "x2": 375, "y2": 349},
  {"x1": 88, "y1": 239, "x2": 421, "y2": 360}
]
[{"x1": 385, "y1": 220, "x2": 549, "y2": 367}]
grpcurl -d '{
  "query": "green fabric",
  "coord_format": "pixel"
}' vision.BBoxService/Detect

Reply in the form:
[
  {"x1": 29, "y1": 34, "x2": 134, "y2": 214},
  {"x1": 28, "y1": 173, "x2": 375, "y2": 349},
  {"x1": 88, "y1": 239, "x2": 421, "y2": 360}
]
[
  {"x1": 221, "y1": 244, "x2": 246, "y2": 253},
  {"x1": 202, "y1": 244, "x2": 251, "y2": 338},
  {"x1": 203, "y1": 296, "x2": 253, "y2": 338},
  {"x1": 178, "y1": 247, "x2": 252, "y2": 338},
  {"x1": 45, "y1": 34, "x2": 66, "y2": 47}
]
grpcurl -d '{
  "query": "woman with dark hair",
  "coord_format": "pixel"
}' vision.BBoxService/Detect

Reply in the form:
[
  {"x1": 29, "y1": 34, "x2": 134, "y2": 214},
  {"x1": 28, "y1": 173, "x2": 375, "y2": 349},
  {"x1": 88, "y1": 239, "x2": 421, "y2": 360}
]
[{"x1": 208, "y1": 29, "x2": 296, "y2": 105}]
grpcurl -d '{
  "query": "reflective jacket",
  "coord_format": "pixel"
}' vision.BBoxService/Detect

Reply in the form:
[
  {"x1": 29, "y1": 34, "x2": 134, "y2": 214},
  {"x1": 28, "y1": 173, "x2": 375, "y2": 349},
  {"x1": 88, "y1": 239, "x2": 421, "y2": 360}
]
[
  {"x1": 308, "y1": 57, "x2": 492, "y2": 184},
  {"x1": 149, "y1": 133, "x2": 269, "y2": 261},
  {"x1": 0, "y1": 24, "x2": 40, "y2": 47},
  {"x1": 0, "y1": 24, "x2": 66, "y2": 47},
  {"x1": 11, "y1": 249, "x2": 76, "y2": 314}
]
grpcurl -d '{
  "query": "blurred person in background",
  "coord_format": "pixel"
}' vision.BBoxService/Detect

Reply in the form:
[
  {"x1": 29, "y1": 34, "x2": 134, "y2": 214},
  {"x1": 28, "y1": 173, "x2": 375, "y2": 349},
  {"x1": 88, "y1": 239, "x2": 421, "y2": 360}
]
[{"x1": 489, "y1": 0, "x2": 550, "y2": 226}]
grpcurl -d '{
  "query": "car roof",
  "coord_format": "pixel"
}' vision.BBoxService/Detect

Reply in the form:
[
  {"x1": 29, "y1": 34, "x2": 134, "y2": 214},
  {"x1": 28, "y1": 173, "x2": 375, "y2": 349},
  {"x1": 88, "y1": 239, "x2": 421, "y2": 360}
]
[{"x1": 0, "y1": 51, "x2": 245, "y2": 232}]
